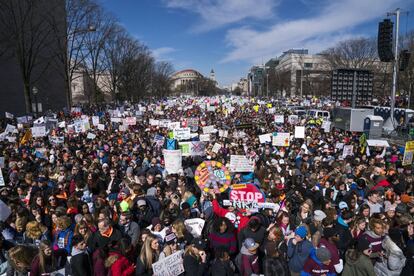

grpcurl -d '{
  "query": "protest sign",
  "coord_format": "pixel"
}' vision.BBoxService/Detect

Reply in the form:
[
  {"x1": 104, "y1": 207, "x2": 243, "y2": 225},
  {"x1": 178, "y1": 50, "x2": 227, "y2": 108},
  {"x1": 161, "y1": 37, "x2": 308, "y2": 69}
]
[
  {"x1": 187, "y1": 118, "x2": 199, "y2": 132},
  {"x1": 403, "y1": 141, "x2": 414, "y2": 166},
  {"x1": 97, "y1": 124, "x2": 105, "y2": 131},
  {"x1": 179, "y1": 141, "x2": 206, "y2": 157},
  {"x1": 212, "y1": 143, "x2": 222, "y2": 153},
  {"x1": 159, "y1": 120, "x2": 171, "y2": 128},
  {"x1": 149, "y1": 119, "x2": 159, "y2": 126},
  {"x1": 268, "y1": 107, "x2": 275, "y2": 114},
  {"x1": 123, "y1": 117, "x2": 137, "y2": 126},
  {"x1": 5, "y1": 112, "x2": 13, "y2": 119},
  {"x1": 31, "y1": 126, "x2": 47, "y2": 138},
  {"x1": 322, "y1": 121, "x2": 331, "y2": 132},
  {"x1": 87, "y1": 133, "x2": 96, "y2": 140},
  {"x1": 173, "y1": 128, "x2": 191, "y2": 141},
  {"x1": 5, "y1": 124, "x2": 17, "y2": 134},
  {"x1": 184, "y1": 218, "x2": 205, "y2": 238},
  {"x1": 288, "y1": 115, "x2": 299, "y2": 124},
  {"x1": 0, "y1": 157, "x2": 4, "y2": 168},
  {"x1": 342, "y1": 145, "x2": 354, "y2": 158},
  {"x1": 163, "y1": 150, "x2": 182, "y2": 174},
  {"x1": 110, "y1": 117, "x2": 122, "y2": 123},
  {"x1": 194, "y1": 161, "x2": 231, "y2": 193},
  {"x1": 49, "y1": 136, "x2": 64, "y2": 145},
  {"x1": 199, "y1": 134, "x2": 210, "y2": 142},
  {"x1": 203, "y1": 125, "x2": 215, "y2": 134},
  {"x1": 218, "y1": 129, "x2": 228, "y2": 138},
  {"x1": 0, "y1": 199, "x2": 11, "y2": 221},
  {"x1": 274, "y1": 115, "x2": 284, "y2": 123},
  {"x1": 259, "y1": 133, "x2": 272, "y2": 144},
  {"x1": 0, "y1": 169, "x2": 4, "y2": 186},
  {"x1": 118, "y1": 125, "x2": 127, "y2": 132},
  {"x1": 7, "y1": 136, "x2": 16, "y2": 143},
  {"x1": 294, "y1": 126, "x2": 305, "y2": 139},
  {"x1": 207, "y1": 105, "x2": 216, "y2": 112},
  {"x1": 335, "y1": 142, "x2": 344, "y2": 150},
  {"x1": 272, "y1": 132, "x2": 290, "y2": 147},
  {"x1": 168, "y1": 122, "x2": 181, "y2": 130},
  {"x1": 367, "y1": 140, "x2": 390, "y2": 147},
  {"x1": 229, "y1": 184, "x2": 265, "y2": 211},
  {"x1": 229, "y1": 155, "x2": 254, "y2": 172},
  {"x1": 92, "y1": 116, "x2": 100, "y2": 126},
  {"x1": 152, "y1": 251, "x2": 184, "y2": 276}
]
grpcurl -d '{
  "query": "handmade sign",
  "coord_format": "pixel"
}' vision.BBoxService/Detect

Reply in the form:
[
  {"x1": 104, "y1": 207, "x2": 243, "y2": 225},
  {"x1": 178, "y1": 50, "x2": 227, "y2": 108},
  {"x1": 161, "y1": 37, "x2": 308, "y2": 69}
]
[
  {"x1": 203, "y1": 125, "x2": 215, "y2": 134},
  {"x1": 229, "y1": 155, "x2": 254, "y2": 172},
  {"x1": 288, "y1": 115, "x2": 299, "y2": 125},
  {"x1": 194, "y1": 160, "x2": 231, "y2": 193},
  {"x1": 184, "y1": 218, "x2": 205, "y2": 238},
  {"x1": 49, "y1": 136, "x2": 64, "y2": 145},
  {"x1": 179, "y1": 141, "x2": 206, "y2": 157},
  {"x1": 31, "y1": 126, "x2": 47, "y2": 138},
  {"x1": 259, "y1": 133, "x2": 272, "y2": 144},
  {"x1": 272, "y1": 132, "x2": 290, "y2": 147},
  {"x1": 168, "y1": 122, "x2": 181, "y2": 130},
  {"x1": 294, "y1": 126, "x2": 305, "y2": 139},
  {"x1": 274, "y1": 115, "x2": 284, "y2": 123},
  {"x1": 163, "y1": 149, "x2": 182, "y2": 174},
  {"x1": 0, "y1": 199, "x2": 11, "y2": 222},
  {"x1": 199, "y1": 134, "x2": 210, "y2": 142},
  {"x1": 212, "y1": 143, "x2": 222, "y2": 153},
  {"x1": 92, "y1": 116, "x2": 100, "y2": 126},
  {"x1": 173, "y1": 128, "x2": 191, "y2": 141},
  {"x1": 97, "y1": 124, "x2": 105, "y2": 131},
  {"x1": 229, "y1": 184, "x2": 265, "y2": 211},
  {"x1": 342, "y1": 145, "x2": 354, "y2": 158},
  {"x1": 403, "y1": 141, "x2": 414, "y2": 166},
  {"x1": 0, "y1": 169, "x2": 4, "y2": 186},
  {"x1": 152, "y1": 251, "x2": 184, "y2": 276},
  {"x1": 367, "y1": 140, "x2": 390, "y2": 147},
  {"x1": 187, "y1": 118, "x2": 199, "y2": 132},
  {"x1": 123, "y1": 117, "x2": 137, "y2": 126},
  {"x1": 218, "y1": 129, "x2": 228, "y2": 138}
]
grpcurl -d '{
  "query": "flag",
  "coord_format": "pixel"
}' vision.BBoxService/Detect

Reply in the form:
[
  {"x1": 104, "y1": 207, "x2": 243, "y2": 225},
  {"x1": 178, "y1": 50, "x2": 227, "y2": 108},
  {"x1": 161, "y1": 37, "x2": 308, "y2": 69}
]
[
  {"x1": 20, "y1": 129, "x2": 32, "y2": 145},
  {"x1": 359, "y1": 133, "x2": 367, "y2": 154}
]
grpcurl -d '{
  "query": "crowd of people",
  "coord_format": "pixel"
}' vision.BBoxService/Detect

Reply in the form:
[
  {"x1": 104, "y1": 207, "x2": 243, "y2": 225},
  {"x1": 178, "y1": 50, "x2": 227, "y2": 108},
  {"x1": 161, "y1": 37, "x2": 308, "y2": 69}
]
[{"x1": 0, "y1": 96, "x2": 413, "y2": 276}]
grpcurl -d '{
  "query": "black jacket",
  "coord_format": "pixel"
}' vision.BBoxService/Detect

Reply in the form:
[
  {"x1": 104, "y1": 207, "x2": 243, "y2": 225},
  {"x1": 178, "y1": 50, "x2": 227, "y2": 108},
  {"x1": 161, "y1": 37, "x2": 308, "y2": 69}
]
[
  {"x1": 183, "y1": 254, "x2": 207, "y2": 276},
  {"x1": 210, "y1": 259, "x2": 235, "y2": 276},
  {"x1": 70, "y1": 251, "x2": 92, "y2": 276}
]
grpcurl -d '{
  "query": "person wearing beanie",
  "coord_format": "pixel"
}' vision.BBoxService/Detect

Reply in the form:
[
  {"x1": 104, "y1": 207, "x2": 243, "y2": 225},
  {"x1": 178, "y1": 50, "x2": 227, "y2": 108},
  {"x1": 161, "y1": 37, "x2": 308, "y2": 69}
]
[
  {"x1": 319, "y1": 227, "x2": 343, "y2": 274},
  {"x1": 374, "y1": 228, "x2": 406, "y2": 276},
  {"x1": 301, "y1": 247, "x2": 336, "y2": 276},
  {"x1": 342, "y1": 237, "x2": 375, "y2": 276},
  {"x1": 287, "y1": 225, "x2": 313, "y2": 276}
]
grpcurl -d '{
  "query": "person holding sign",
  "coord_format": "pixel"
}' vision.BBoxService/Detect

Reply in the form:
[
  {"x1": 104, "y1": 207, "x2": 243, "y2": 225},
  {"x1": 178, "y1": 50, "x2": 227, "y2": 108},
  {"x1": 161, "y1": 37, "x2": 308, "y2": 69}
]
[{"x1": 183, "y1": 238, "x2": 208, "y2": 276}]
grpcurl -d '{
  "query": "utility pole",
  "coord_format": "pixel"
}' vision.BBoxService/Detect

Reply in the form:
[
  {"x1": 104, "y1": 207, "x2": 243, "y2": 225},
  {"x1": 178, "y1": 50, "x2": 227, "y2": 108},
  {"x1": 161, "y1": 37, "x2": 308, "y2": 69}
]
[{"x1": 388, "y1": 8, "x2": 400, "y2": 127}]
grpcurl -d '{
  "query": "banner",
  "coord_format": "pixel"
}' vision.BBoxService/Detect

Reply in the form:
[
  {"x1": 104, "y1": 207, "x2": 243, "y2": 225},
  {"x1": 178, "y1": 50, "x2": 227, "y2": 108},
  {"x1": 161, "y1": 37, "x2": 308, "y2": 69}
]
[
  {"x1": 294, "y1": 126, "x2": 305, "y2": 139},
  {"x1": 184, "y1": 218, "x2": 205, "y2": 238},
  {"x1": 272, "y1": 132, "x2": 290, "y2": 147},
  {"x1": 403, "y1": 141, "x2": 414, "y2": 166},
  {"x1": 229, "y1": 155, "x2": 254, "y2": 172},
  {"x1": 152, "y1": 251, "x2": 184, "y2": 276},
  {"x1": 173, "y1": 128, "x2": 191, "y2": 141},
  {"x1": 163, "y1": 150, "x2": 182, "y2": 174}
]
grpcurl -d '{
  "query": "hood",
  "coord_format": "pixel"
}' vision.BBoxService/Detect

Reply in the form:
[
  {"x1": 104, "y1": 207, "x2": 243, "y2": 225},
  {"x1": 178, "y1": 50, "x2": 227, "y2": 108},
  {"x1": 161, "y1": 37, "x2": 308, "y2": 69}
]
[
  {"x1": 240, "y1": 245, "x2": 254, "y2": 256},
  {"x1": 345, "y1": 249, "x2": 366, "y2": 265},
  {"x1": 383, "y1": 236, "x2": 404, "y2": 256},
  {"x1": 365, "y1": 230, "x2": 381, "y2": 239},
  {"x1": 71, "y1": 247, "x2": 85, "y2": 256}
]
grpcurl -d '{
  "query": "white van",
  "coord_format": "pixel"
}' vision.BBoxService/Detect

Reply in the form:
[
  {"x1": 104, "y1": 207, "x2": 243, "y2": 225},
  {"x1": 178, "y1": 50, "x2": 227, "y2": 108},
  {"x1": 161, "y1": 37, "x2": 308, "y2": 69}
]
[{"x1": 308, "y1": 109, "x2": 331, "y2": 120}]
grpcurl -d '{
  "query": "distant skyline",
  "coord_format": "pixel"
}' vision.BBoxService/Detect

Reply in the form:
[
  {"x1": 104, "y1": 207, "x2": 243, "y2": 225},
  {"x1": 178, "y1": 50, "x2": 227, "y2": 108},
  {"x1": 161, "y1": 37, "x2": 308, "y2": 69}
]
[{"x1": 99, "y1": 0, "x2": 414, "y2": 86}]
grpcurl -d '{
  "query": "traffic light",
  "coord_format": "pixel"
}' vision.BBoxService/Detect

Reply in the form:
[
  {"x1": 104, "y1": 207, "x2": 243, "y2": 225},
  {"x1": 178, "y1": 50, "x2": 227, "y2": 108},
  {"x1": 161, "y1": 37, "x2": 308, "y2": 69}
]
[
  {"x1": 399, "y1": 50, "x2": 411, "y2": 71},
  {"x1": 378, "y1": 19, "x2": 394, "y2": 62}
]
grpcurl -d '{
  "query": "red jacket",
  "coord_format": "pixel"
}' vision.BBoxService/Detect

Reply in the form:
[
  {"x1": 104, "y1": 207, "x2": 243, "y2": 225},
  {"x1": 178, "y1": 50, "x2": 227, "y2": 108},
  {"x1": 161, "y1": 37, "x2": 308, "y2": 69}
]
[
  {"x1": 107, "y1": 252, "x2": 135, "y2": 276},
  {"x1": 212, "y1": 199, "x2": 249, "y2": 232}
]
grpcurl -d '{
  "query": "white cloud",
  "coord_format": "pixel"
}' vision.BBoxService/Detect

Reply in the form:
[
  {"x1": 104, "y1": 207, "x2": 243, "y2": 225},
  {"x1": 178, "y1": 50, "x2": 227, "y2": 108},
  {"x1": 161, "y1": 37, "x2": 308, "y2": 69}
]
[
  {"x1": 151, "y1": 47, "x2": 176, "y2": 61},
  {"x1": 164, "y1": 0, "x2": 279, "y2": 32},
  {"x1": 222, "y1": 0, "x2": 404, "y2": 63}
]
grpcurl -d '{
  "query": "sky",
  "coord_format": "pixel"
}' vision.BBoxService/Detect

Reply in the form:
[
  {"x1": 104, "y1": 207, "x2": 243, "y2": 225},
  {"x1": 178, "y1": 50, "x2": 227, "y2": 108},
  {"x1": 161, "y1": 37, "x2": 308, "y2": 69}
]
[{"x1": 98, "y1": 0, "x2": 414, "y2": 87}]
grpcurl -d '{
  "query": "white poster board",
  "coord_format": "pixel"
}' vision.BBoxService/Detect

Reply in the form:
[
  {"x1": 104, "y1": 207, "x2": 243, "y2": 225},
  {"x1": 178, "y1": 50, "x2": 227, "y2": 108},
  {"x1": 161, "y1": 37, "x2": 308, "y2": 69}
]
[
  {"x1": 212, "y1": 143, "x2": 222, "y2": 153},
  {"x1": 97, "y1": 124, "x2": 105, "y2": 131},
  {"x1": 31, "y1": 126, "x2": 47, "y2": 138},
  {"x1": 203, "y1": 125, "x2": 215, "y2": 134},
  {"x1": 0, "y1": 199, "x2": 11, "y2": 221},
  {"x1": 342, "y1": 145, "x2": 354, "y2": 158},
  {"x1": 92, "y1": 116, "x2": 100, "y2": 126},
  {"x1": 199, "y1": 134, "x2": 210, "y2": 142},
  {"x1": 294, "y1": 126, "x2": 305, "y2": 139},
  {"x1": 259, "y1": 133, "x2": 272, "y2": 144},
  {"x1": 173, "y1": 128, "x2": 191, "y2": 141},
  {"x1": 367, "y1": 140, "x2": 390, "y2": 147},
  {"x1": 218, "y1": 129, "x2": 228, "y2": 138},
  {"x1": 274, "y1": 115, "x2": 284, "y2": 123},
  {"x1": 152, "y1": 251, "x2": 184, "y2": 276},
  {"x1": 0, "y1": 169, "x2": 4, "y2": 186},
  {"x1": 229, "y1": 155, "x2": 254, "y2": 172},
  {"x1": 288, "y1": 115, "x2": 299, "y2": 125},
  {"x1": 163, "y1": 150, "x2": 182, "y2": 174},
  {"x1": 184, "y1": 218, "x2": 205, "y2": 238},
  {"x1": 168, "y1": 122, "x2": 181, "y2": 130},
  {"x1": 272, "y1": 132, "x2": 290, "y2": 147}
]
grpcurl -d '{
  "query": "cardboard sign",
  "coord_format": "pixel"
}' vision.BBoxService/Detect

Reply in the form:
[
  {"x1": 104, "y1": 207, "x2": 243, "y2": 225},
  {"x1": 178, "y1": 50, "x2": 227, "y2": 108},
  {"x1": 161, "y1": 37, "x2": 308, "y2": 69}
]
[
  {"x1": 184, "y1": 218, "x2": 205, "y2": 238},
  {"x1": 31, "y1": 126, "x2": 47, "y2": 138},
  {"x1": 199, "y1": 134, "x2": 210, "y2": 142},
  {"x1": 163, "y1": 149, "x2": 182, "y2": 174},
  {"x1": 274, "y1": 115, "x2": 284, "y2": 123},
  {"x1": 212, "y1": 143, "x2": 222, "y2": 153},
  {"x1": 288, "y1": 115, "x2": 299, "y2": 124},
  {"x1": 294, "y1": 126, "x2": 305, "y2": 139},
  {"x1": 259, "y1": 133, "x2": 272, "y2": 144},
  {"x1": 218, "y1": 129, "x2": 228, "y2": 138},
  {"x1": 342, "y1": 145, "x2": 354, "y2": 158},
  {"x1": 92, "y1": 116, "x2": 100, "y2": 126},
  {"x1": 367, "y1": 140, "x2": 390, "y2": 147},
  {"x1": 272, "y1": 132, "x2": 290, "y2": 147},
  {"x1": 152, "y1": 251, "x2": 184, "y2": 276},
  {"x1": 173, "y1": 128, "x2": 191, "y2": 141},
  {"x1": 229, "y1": 155, "x2": 254, "y2": 172},
  {"x1": 97, "y1": 124, "x2": 105, "y2": 131}
]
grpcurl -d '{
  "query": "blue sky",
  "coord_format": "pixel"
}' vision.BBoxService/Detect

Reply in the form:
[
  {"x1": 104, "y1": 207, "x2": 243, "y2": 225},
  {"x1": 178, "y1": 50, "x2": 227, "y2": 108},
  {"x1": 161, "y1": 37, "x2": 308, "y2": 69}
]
[{"x1": 99, "y1": 0, "x2": 414, "y2": 87}]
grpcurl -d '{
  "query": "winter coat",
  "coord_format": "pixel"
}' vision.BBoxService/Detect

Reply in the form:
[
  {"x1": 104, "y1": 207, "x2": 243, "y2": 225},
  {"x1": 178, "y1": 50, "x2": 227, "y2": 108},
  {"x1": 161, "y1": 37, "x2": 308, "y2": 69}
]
[
  {"x1": 287, "y1": 238, "x2": 313, "y2": 273},
  {"x1": 210, "y1": 259, "x2": 235, "y2": 276},
  {"x1": 336, "y1": 217, "x2": 352, "y2": 256},
  {"x1": 53, "y1": 227, "x2": 74, "y2": 254},
  {"x1": 30, "y1": 249, "x2": 67, "y2": 276},
  {"x1": 237, "y1": 225, "x2": 266, "y2": 249},
  {"x1": 70, "y1": 248, "x2": 92, "y2": 276},
  {"x1": 264, "y1": 256, "x2": 289, "y2": 276},
  {"x1": 342, "y1": 250, "x2": 375, "y2": 276},
  {"x1": 208, "y1": 230, "x2": 237, "y2": 255},
  {"x1": 105, "y1": 251, "x2": 135, "y2": 276},
  {"x1": 237, "y1": 245, "x2": 260, "y2": 276},
  {"x1": 183, "y1": 254, "x2": 208, "y2": 276},
  {"x1": 359, "y1": 230, "x2": 384, "y2": 258},
  {"x1": 374, "y1": 236, "x2": 406, "y2": 276},
  {"x1": 301, "y1": 253, "x2": 336, "y2": 276}
]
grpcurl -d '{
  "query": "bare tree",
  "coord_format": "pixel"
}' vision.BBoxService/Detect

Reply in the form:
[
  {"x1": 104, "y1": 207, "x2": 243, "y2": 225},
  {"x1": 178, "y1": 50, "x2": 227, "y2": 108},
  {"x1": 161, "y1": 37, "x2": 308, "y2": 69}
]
[
  {"x1": 152, "y1": 61, "x2": 174, "y2": 98},
  {"x1": 0, "y1": 0, "x2": 60, "y2": 113},
  {"x1": 399, "y1": 30, "x2": 414, "y2": 108}
]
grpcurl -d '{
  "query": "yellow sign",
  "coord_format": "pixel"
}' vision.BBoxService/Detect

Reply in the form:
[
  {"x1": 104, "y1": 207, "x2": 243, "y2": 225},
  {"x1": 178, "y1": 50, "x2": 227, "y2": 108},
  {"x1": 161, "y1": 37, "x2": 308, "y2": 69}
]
[
  {"x1": 266, "y1": 103, "x2": 272, "y2": 108},
  {"x1": 403, "y1": 141, "x2": 414, "y2": 166},
  {"x1": 253, "y1": 105, "x2": 259, "y2": 112}
]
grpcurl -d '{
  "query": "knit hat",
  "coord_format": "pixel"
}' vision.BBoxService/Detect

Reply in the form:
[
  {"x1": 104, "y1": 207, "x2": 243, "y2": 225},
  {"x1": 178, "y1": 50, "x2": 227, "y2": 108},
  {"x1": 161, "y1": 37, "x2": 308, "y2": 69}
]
[
  {"x1": 186, "y1": 195, "x2": 197, "y2": 207},
  {"x1": 338, "y1": 201, "x2": 348, "y2": 210},
  {"x1": 243, "y1": 238, "x2": 259, "y2": 251},
  {"x1": 316, "y1": 247, "x2": 331, "y2": 262},
  {"x1": 314, "y1": 210, "x2": 327, "y2": 222},
  {"x1": 357, "y1": 237, "x2": 371, "y2": 251},
  {"x1": 295, "y1": 226, "x2": 307, "y2": 239}
]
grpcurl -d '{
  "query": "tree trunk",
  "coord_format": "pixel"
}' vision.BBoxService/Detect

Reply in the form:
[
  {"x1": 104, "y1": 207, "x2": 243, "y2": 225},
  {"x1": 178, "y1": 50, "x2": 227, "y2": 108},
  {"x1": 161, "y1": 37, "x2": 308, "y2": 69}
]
[
  {"x1": 65, "y1": 76, "x2": 72, "y2": 109},
  {"x1": 23, "y1": 82, "x2": 32, "y2": 114}
]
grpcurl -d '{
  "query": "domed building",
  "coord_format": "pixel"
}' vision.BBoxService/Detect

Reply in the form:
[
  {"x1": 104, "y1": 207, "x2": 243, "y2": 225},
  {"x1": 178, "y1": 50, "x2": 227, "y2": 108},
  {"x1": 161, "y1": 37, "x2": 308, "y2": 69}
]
[{"x1": 171, "y1": 69, "x2": 203, "y2": 94}]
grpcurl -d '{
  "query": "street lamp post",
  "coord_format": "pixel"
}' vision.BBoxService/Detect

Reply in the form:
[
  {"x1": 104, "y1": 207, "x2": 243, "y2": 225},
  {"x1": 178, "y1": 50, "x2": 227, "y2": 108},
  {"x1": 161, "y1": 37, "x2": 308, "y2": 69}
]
[{"x1": 32, "y1": 86, "x2": 39, "y2": 115}]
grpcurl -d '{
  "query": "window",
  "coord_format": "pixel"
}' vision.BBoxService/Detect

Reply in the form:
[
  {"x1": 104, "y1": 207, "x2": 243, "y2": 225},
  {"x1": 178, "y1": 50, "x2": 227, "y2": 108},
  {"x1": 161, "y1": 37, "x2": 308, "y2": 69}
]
[{"x1": 304, "y1": 63, "x2": 313, "y2": 68}]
